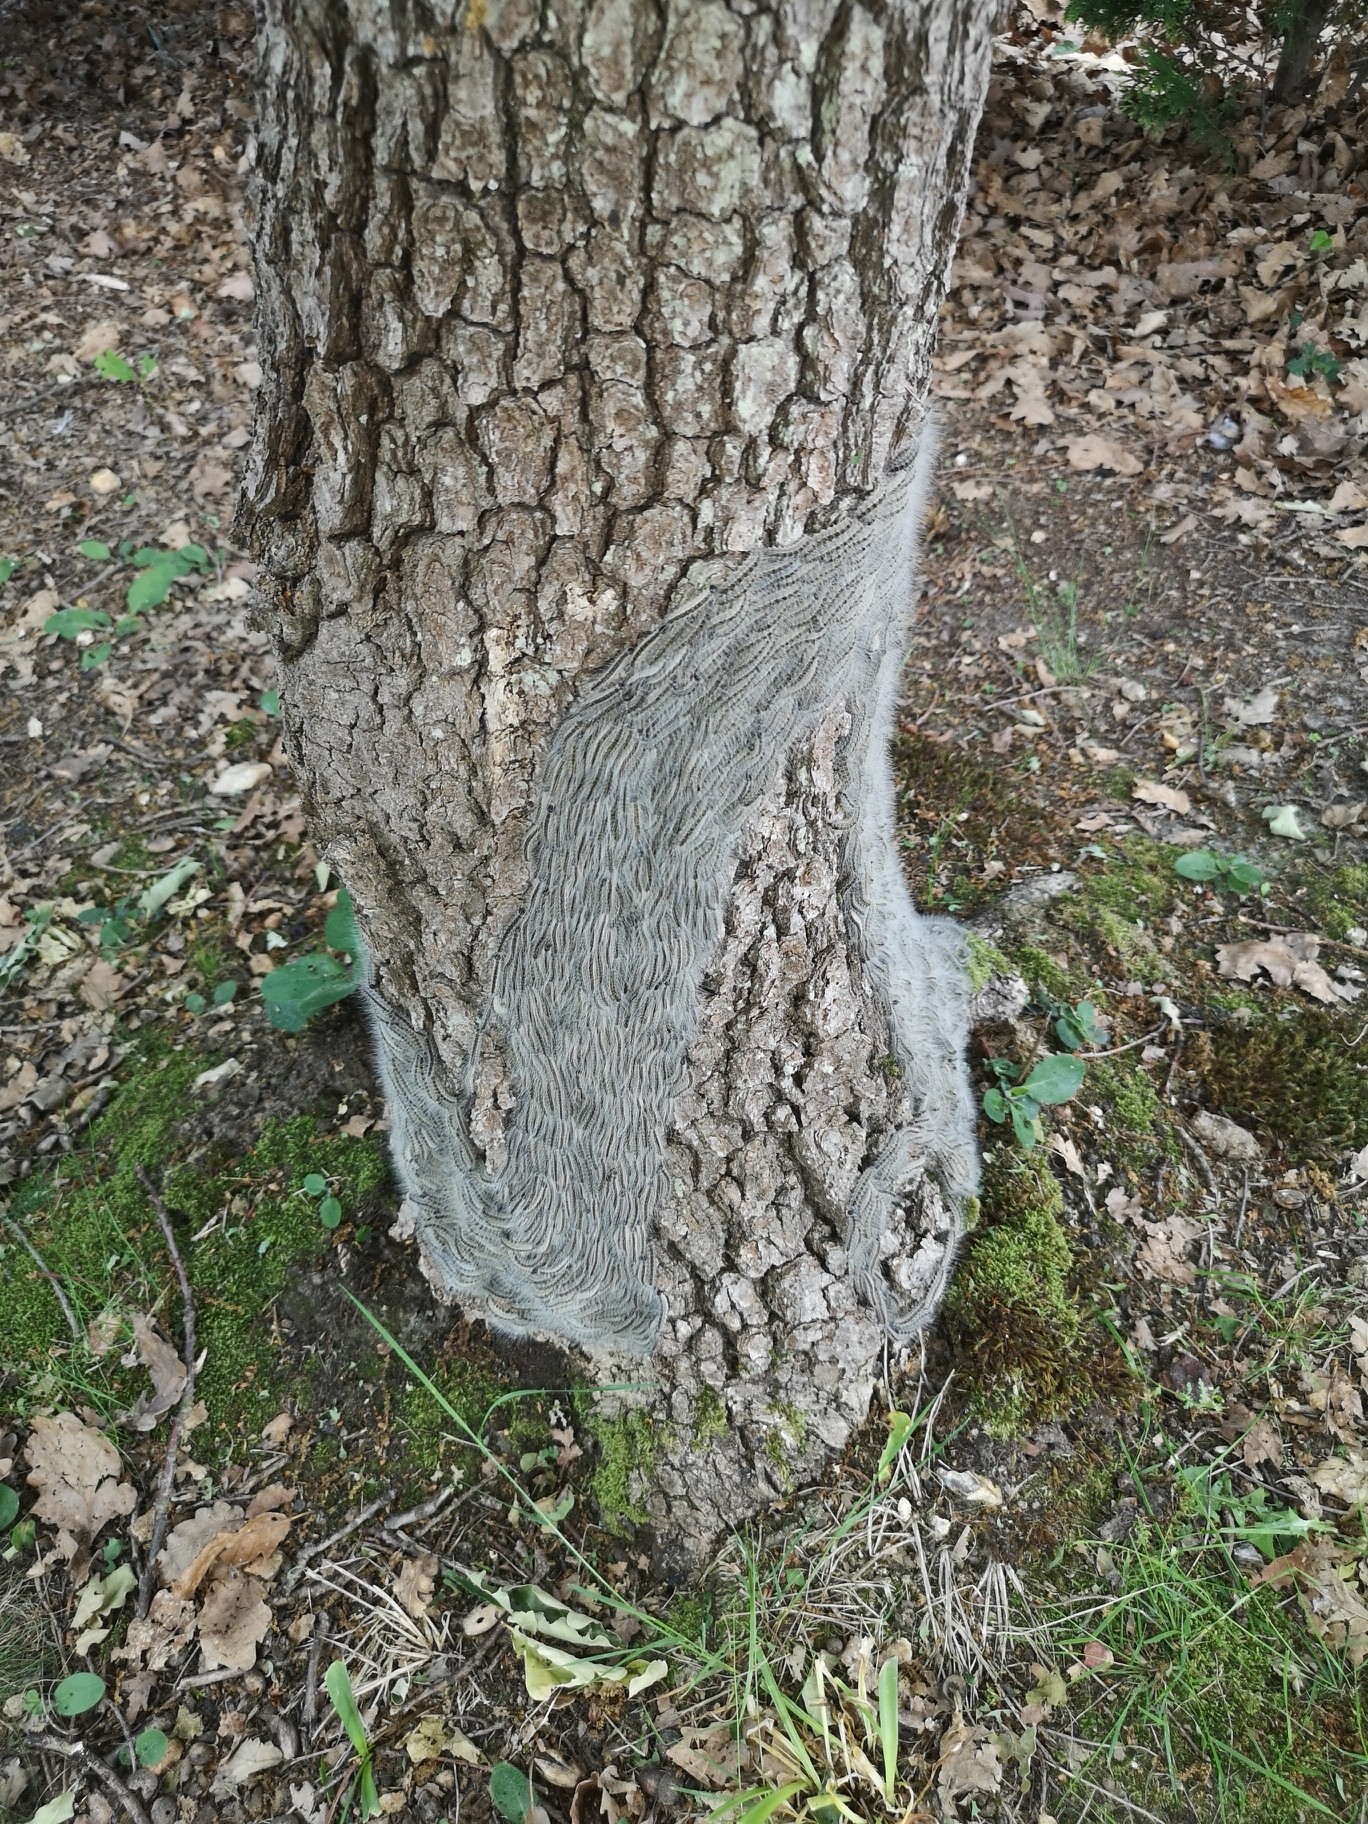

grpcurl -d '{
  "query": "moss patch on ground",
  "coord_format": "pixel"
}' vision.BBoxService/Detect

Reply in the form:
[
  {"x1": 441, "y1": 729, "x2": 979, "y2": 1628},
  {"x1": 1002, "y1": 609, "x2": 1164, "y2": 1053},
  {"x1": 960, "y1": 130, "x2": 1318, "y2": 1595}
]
[
  {"x1": 582, "y1": 1408, "x2": 661, "y2": 1531},
  {"x1": 1199, "y1": 1007, "x2": 1368, "y2": 1164},
  {"x1": 0, "y1": 1040, "x2": 390, "y2": 1453},
  {"x1": 1087, "y1": 1056, "x2": 1175, "y2": 1174},
  {"x1": 1301, "y1": 862, "x2": 1368, "y2": 941},
  {"x1": 945, "y1": 1151, "x2": 1125, "y2": 1436}
]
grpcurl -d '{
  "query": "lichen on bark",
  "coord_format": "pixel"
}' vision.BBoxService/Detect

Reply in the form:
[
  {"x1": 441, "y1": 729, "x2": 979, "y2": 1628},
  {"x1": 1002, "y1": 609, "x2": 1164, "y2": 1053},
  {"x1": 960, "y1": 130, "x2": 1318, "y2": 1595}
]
[{"x1": 241, "y1": 0, "x2": 994, "y2": 1553}]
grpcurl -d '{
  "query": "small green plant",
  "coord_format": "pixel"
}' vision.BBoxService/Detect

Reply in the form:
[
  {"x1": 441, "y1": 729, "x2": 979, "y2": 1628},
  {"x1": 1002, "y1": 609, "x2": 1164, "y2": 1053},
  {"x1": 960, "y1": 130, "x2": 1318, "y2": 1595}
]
[
  {"x1": 982, "y1": 1053, "x2": 1087, "y2": 1149},
  {"x1": 1174, "y1": 848, "x2": 1267, "y2": 894},
  {"x1": 1045, "y1": 996, "x2": 1102, "y2": 1052},
  {"x1": 1287, "y1": 342, "x2": 1342, "y2": 383},
  {"x1": 299, "y1": 1172, "x2": 343, "y2": 1230},
  {"x1": 0, "y1": 556, "x2": 17, "y2": 587},
  {"x1": 51, "y1": 1672, "x2": 106, "y2": 1716},
  {"x1": 261, "y1": 888, "x2": 364, "y2": 1032},
  {"x1": 489, "y1": 1763, "x2": 533, "y2": 1824},
  {"x1": 323, "y1": 1657, "x2": 380, "y2": 1820},
  {"x1": 0, "y1": 1484, "x2": 19, "y2": 1529},
  {"x1": 91, "y1": 350, "x2": 156, "y2": 383},
  {"x1": 183, "y1": 981, "x2": 238, "y2": 1017}
]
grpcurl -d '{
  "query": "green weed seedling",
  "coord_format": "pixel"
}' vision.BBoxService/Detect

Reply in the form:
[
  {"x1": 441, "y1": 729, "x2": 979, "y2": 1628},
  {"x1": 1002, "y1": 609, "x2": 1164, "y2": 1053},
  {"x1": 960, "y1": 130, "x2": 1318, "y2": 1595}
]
[
  {"x1": 324, "y1": 1656, "x2": 380, "y2": 1819},
  {"x1": 262, "y1": 888, "x2": 365, "y2": 1032},
  {"x1": 183, "y1": 981, "x2": 237, "y2": 1018},
  {"x1": 982, "y1": 1053, "x2": 1086, "y2": 1149},
  {"x1": 91, "y1": 350, "x2": 157, "y2": 384},
  {"x1": 489, "y1": 1763, "x2": 533, "y2": 1824},
  {"x1": 299, "y1": 1172, "x2": 343, "y2": 1231},
  {"x1": 1174, "y1": 848, "x2": 1267, "y2": 896}
]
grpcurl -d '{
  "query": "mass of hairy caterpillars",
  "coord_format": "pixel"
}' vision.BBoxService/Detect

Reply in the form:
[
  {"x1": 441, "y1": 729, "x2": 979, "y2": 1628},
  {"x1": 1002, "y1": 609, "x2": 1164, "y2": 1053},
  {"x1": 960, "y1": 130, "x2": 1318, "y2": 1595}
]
[{"x1": 368, "y1": 428, "x2": 981, "y2": 1358}]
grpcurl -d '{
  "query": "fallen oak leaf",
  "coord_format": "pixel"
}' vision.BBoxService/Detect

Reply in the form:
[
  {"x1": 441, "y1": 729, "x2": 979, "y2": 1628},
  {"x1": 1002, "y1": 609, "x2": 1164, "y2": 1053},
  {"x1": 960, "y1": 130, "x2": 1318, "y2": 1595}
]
[
  {"x1": 1133, "y1": 779, "x2": 1191, "y2": 815},
  {"x1": 116, "y1": 1313, "x2": 188, "y2": 1431},
  {"x1": 197, "y1": 1569, "x2": 273, "y2": 1672},
  {"x1": 172, "y1": 1509, "x2": 292, "y2": 1599},
  {"x1": 24, "y1": 1411, "x2": 136, "y2": 1573},
  {"x1": 1309, "y1": 1450, "x2": 1368, "y2": 1515},
  {"x1": 1065, "y1": 433, "x2": 1142, "y2": 476}
]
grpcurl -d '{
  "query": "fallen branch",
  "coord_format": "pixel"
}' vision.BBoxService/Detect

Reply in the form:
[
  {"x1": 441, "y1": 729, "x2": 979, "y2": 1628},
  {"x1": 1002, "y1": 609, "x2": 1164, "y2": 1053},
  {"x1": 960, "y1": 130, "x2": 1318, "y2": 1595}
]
[
  {"x1": 280, "y1": 1485, "x2": 395, "y2": 1595},
  {"x1": 133, "y1": 1164, "x2": 197, "y2": 1621},
  {"x1": 0, "y1": 1209, "x2": 81, "y2": 1340},
  {"x1": 27, "y1": 1733, "x2": 152, "y2": 1824}
]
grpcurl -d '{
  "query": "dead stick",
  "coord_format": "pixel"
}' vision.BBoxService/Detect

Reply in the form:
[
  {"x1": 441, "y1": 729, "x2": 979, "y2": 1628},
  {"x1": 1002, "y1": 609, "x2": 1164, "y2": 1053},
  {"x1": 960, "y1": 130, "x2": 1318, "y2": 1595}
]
[
  {"x1": 1, "y1": 1209, "x2": 81, "y2": 1339},
  {"x1": 281, "y1": 1486, "x2": 395, "y2": 1595},
  {"x1": 133, "y1": 1165, "x2": 197, "y2": 1620},
  {"x1": 28, "y1": 1733, "x2": 152, "y2": 1824}
]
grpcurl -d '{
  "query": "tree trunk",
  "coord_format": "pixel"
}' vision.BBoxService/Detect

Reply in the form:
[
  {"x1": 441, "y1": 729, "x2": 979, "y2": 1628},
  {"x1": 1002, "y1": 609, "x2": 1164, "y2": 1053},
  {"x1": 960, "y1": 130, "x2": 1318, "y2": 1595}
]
[
  {"x1": 1270, "y1": 0, "x2": 1332, "y2": 106},
  {"x1": 242, "y1": 0, "x2": 992, "y2": 1559}
]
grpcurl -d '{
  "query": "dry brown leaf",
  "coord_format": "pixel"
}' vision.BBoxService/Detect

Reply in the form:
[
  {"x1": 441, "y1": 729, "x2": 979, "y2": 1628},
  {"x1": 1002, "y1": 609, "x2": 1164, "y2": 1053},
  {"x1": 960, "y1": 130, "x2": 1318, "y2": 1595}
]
[
  {"x1": 938, "y1": 1712, "x2": 1004, "y2": 1803},
  {"x1": 1240, "y1": 1417, "x2": 1283, "y2": 1471},
  {"x1": 197, "y1": 1569, "x2": 273, "y2": 1672},
  {"x1": 173, "y1": 1510, "x2": 293, "y2": 1599},
  {"x1": 24, "y1": 1411, "x2": 136, "y2": 1567},
  {"x1": 1133, "y1": 779, "x2": 1191, "y2": 815},
  {"x1": 117, "y1": 1313, "x2": 187, "y2": 1431},
  {"x1": 79, "y1": 958, "x2": 128, "y2": 1010},
  {"x1": 156, "y1": 1501, "x2": 241, "y2": 1587},
  {"x1": 1256, "y1": 1542, "x2": 1368, "y2": 1670},
  {"x1": 112, "y1": 1590, "x2": 197, "y2": 1672},
  {"x1": 395, "y1": 1551, "x2": 439, "y2": 1622},
  {"x1": 1309, "y1": 1451, "x2": 1368, "y2": 1514},
  {"x1": 1135, "y1": 1214, "x2": 1205, "y2": 1285},
  {"x1": 1215, "y1": 935, "x2": 1352, "y2": 1005},
  {"x1": 1335, "y1": 524, "x2": 1368, "y2": 549},
  {"x1": 1065, "y1": 433, "x2": 1142, "y2": 475},
  {"x1": 210, "y1": 1735, "x2": 284, "y2": 1793}
]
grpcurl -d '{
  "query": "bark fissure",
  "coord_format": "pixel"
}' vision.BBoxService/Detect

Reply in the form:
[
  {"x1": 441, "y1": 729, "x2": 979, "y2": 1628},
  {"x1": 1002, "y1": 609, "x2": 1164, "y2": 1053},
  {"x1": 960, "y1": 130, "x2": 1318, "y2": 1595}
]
[{"x1": 243, "y1": 0, "x2": 993, "y2": 1548}]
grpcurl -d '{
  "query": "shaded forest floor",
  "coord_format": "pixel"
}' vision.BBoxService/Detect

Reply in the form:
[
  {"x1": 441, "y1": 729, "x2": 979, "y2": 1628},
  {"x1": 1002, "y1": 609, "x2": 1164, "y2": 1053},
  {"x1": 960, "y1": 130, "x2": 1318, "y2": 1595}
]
[{"x1": 1, "y1": 5, "x2": 1365, "y2": 1823}]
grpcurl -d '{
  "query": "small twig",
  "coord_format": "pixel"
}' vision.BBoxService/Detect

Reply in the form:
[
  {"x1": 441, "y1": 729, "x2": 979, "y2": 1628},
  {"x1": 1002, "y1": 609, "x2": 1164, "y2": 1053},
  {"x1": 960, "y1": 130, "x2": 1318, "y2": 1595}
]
[
  {"x1": 1163, "y1": 1027, "x2": 1185, "y2": 1098},
  {"x1": 27, "y1": 1733, "x2": 152, "y2": 1824},
  {"x1": 1234, "y1": 1167, "x2": 1252, "y2": 1249},
  {"x1": 303, "y1": 1616, "x2": 328, "y2": 1743},
  {"x1": 1075, "y1": 1025, "x2": 1164, "y2": 1060},
  {"x1": 387, "y1": 1482, "x2": 457, "y2": 1534},
  {"x1": 280, "y1": 1486, "x2": 395, "y2": 1595},
  {"x1": 1, "y1": 1209, "x2": 81, "y2": 1339},
  {"x1": 1174, "y1": 1123, "x2": 1218, "y2": 1197},
  {"x1": 133, "y1": 1165, "x2": 197, "y2": 1621}
]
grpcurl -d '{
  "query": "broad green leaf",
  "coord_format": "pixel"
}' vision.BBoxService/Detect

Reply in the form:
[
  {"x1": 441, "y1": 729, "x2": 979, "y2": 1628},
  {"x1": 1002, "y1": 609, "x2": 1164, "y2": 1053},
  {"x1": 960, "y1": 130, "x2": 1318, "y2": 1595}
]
[
  {"x1": 1175, "y1": 849, "x2": 1221, "y2": 881},
  {"x1": 45, "y1": 606, "x2": 110, "y2": 638},
  {"x1": 0, "y1": 1485, "x2": 18, "y2": 1528},
  {"x1": 981, "y1": 1086, "x2": 1009, "y2": 1123},
  {"x1": 1225, "y1": 860, "x2": 1266, "y2": 893},
  {"x1": 52, "y1": 1672, "x2": 106, "y2": 1716},
  {"x1": 114, "y1": 614, "x2": 142, "y2": 635},
  {"x1": 1010, "y1": 1103, "x2": 1041, "y2": 1149},
  {"x1": 126, "y1": 560, "x2": 182, "y2": 612},
  {"x1": 134, "y1": 1728, "x2": 170, "y2": 1768},
  {"x1": 463, "y1": 1570, "x2": 616, "y2": 1648},
  {"x1": 212, "y1": 979, "x2": 237, "y2": 1005},
  {"x1": 80, "y1": 641, "x2": 112, "y2": 670},
  {"x1": 1022, "y1": 1053, "x2": 1086, "y2": 1105},
  {"x1": 0, "y1": 556, "x2": 16, "y2": 586},
  {"x1": 260, "y1": 952, "x2": 354, "y2": 1031},
  {"x1": 93, "y1": 350, "x2": 135, "y2": 382},
  {"x1": 323, "y1": 1658, "x2": 368, "y2": 1759},
  {"x1": 79, "y1": 539, "x2": 113, "y2": 561},
  {"x1": 184, "y1": 993, "x2": 206, "y2": 1015},
  {"x1": 24, "y1": 1794, "x2": 76, "y2": 1824},
  {"x1": 324, "y1": 886, "x2": 361, "y2": 957},
  {"x1": 301, "y1": 1173, "x2": 328, "y2": 1197},
  {"x1": 259, "y1": 688, "x2": 280, "y2": 714},
  {"x1": 318, "y1": 1196, "x2": 343, "y2": 1229},
  {"x1": 1262, "y1": 804, "x2": 1308, "y2": 841},
  {"x1": 488, "y1": 1763, "x2": 532, "y2": 1824},
  {"x1": 138, "y1": 858, "x2": 200, "y2": 918},
  {"x1": 876, "y1": 1409, "x2": 914, "y2": 1483}
]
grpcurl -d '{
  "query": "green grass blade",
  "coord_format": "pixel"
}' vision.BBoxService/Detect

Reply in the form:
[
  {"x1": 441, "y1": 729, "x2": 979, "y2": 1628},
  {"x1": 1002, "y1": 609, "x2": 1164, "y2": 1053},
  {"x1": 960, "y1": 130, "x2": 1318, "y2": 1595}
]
[{"x1": 876, "y1": 1657, "x2": 899, "y2": 1803}]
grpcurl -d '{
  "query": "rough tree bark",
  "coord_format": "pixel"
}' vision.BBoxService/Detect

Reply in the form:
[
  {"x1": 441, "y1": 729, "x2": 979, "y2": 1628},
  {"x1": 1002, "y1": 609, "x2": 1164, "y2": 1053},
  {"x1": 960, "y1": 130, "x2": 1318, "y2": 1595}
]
[{"x1": 241, "y1": 0, "x2": 993, "y2": 1558}]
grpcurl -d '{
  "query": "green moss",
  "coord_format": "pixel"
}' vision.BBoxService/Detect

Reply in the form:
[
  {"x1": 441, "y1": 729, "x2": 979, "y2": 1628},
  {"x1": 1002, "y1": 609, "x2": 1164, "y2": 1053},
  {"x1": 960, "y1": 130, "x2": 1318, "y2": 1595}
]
[
  {"x1": 1061, "y1": 839, "x2": 1178, "y2": 974},
  {"x1": 664, "y1": 1592, "x2": 711, "y2": 1648},
  {"x1": 0, "y1": 1046, "x2": 391, "y2": 1451},
  {"x1": 965, "y1": 931, "x2": 1012, "y2": 994},
  {"x1": 692, "y1": 1385, "x2": 728, "y2": 1445},
  {"x1": 1201, "y1": 1008, "x2": 1368, "y2": 1163},
  {"x1": 1303, "y1": 863, "x2": 1368, "y2": 941},
  {"x1": 946, "y1": 1152, "x2": 1112, "y2": 1437},
  {"x1": 586, "y1": 1409, "x2": 659, "y2": 1530},
  {"x1": 1012, "y1": 942, "x2": 1077, "y2": 1000},
  {"x1": 397, "y1": 1355, "x2": 507, "y2": 1475},
  {"x1": 1087, "y1": 1058, "x2": 1174, "y2": 1171}
]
